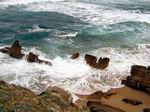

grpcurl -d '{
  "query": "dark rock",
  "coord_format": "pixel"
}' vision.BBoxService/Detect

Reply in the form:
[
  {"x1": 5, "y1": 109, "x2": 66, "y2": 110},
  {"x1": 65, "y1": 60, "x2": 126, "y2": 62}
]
[
  {"x1": 122, "y1": 98, "x2": 142, "y2": 105},
  {"x1": 87, "y1": 91, "x2": 104, "y2": 100},
  {"x1": 85, "y1": 54, "x2": 110, "y2": 70},
  {"x1": 143, "y1": 108, "x2": 150, "y2": 112},
  {"x1": 96, "y1": 57, "x2": 110, "y2": 69},
  {"x1": 27, "y1": 52, "x2": 52, "y2": 65},
  {"x1": 27, "y1": 52, "x2": 38, "y2": 62},
  {"x1": 8, "y1": 40, "x2": 24, "y2": 59},
  {"x1": 122, "y1": 65, "x2": 150, "y2": 94},
  {"x1": 131, "y1": 65, "x2": 147, "y2": 77},
  {"x1": 87, "y1": 101, "x2": 125, "y2": 112},
  {"x1": 71, "y1": 53, "x2": 79, "y2": 59},
  {"x1": 85, "y1": 54, "x2": 97, "y2": 66},
  {"x1": 0, "y1": 47, "x2": 10, "y2": 54}
]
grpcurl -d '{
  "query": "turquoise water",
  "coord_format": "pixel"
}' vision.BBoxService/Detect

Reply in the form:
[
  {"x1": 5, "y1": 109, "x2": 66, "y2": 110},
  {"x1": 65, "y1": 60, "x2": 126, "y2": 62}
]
[
  {"x1": 0, "y1": 1, "x2": 150, "y2": 58},
  {"x1": 0, "y1": 0, "x2": 150, "y2": 94}
]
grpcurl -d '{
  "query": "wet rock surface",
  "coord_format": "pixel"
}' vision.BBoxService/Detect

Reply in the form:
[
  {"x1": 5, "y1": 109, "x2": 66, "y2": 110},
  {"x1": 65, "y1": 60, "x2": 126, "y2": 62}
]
[
  {"x1": 8, "y1": 40, "x2": 24, "y2": 59},
  {"x1": 143, "y1": 108, "x2": 150, "y2": 112},
  {"x1": 71, "y1": 53, "x2": 79, "y2": 59},
  {"x1": 85, "y1": 54, "x2": 110, "y2": 70},
  {"x1": 87, "y1": 101, "x2": 125, "y2": 112},
  {"x1": 122, "y1": 98, "x2": 142, "y2": 106},
  {"x1": 122, "y1": 65, "x2": 150, "y2": 94}
]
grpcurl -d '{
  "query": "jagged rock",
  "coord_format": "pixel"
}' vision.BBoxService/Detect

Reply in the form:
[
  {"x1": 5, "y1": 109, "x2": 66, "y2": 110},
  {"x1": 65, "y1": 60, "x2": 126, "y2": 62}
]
[
  {"x1": 0, "y1": 81, "x2": 82, "y2": 112},
  {"x1": 71, "y1": 52, "x2": 79, "y2": 59},
  {"x1": 85, "y1": 54, "x2": 110, "y2": 70},
  {"x1": 122, "y1": 65, "x2": 150, "y2": 94},
  {"x1": 143, "y1": 108, "x2": 150, "y2": 112},
  {"x1": 27, "y1": 52, "x2": 52, "y2": 65},
  {"x1": 27, "y1": 52, "x2": 38, "y2": 62},
  {"x1": 8, "y1": 40, "x2": 24, "y2": 59},
  {"x1": 87, "y1": 101, "x2": 125, "y2": 112},
  {"x1": 122, "y1": 98, "x2": 142, "y2": 105},
  {"x1": 96, "y1": 57, "x2": 110, "y2": 69}
]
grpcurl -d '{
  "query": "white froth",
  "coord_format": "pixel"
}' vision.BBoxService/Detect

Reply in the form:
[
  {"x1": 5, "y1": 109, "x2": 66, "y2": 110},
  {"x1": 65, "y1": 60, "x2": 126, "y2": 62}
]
[
  {"x1": 0, "y1": 44, "x2": 150, "y2": 94},
  {"x1": 1, "y1": 0, "x2": 150, "y2": 25}
]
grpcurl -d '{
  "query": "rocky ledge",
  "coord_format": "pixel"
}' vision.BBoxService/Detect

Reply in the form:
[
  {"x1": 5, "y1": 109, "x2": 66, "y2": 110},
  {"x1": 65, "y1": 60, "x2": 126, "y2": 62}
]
[{"x1": 0, "y1": 81, "x2": 89, "y2": 112}]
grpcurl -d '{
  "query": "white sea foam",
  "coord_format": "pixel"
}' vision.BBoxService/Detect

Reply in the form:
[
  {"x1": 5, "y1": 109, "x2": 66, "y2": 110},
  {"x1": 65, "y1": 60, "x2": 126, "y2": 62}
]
[
  {"x1": 1, "y1": 0, "x2": 150, "y2": 26},
  {"x1": 27, "y1": 24, "x2": 51, "y2": 33},
  {"x1": 0, "y1": 44, "x2": 149, "y2": 94}
]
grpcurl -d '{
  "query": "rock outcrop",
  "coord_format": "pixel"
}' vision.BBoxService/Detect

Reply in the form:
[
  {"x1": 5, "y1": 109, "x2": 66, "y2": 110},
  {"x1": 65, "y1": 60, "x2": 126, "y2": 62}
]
[
  {"x1": 0, "y1": 81, "x2": 84, "y2": 112},
  {"x1": 8, "y1": 40, "x2": 24, "y2": 59},
  {"x1": 27, "y1": 52, "x2": 52, "y2": 65},
  {"x1": 85, "y1": 54, "x2": 110, "y2": 70},
  {"x1": 71, "y1": 53, "x2": 79, "y2": 59},
  {"x1": 122, "y1": 65, "x2": 150, "y2": 93},
  {"x1": 0, "y1": 40, "x2": 24, "y2": 59},
  {"x1": 0, "y1": 40, "x2": 51, "y2": 65}
]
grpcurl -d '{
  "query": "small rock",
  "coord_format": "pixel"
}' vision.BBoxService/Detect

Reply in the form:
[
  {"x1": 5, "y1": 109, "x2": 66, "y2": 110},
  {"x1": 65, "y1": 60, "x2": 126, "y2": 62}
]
[
  {"x1": 27, "y1": 52, "x2": 38, "y2": 62},
  {"x1": 143, "y1": 108, "x2": 150, "y2": 112},
  {"x1": 71, "y1": 52, "x2": 79, "y2": 59},
  {"x1": 85, "y1": 54, "x2": 110, "y2": 70},
  {"x1": 122, "y1": 98, "x2": 142, "y2": 106}
]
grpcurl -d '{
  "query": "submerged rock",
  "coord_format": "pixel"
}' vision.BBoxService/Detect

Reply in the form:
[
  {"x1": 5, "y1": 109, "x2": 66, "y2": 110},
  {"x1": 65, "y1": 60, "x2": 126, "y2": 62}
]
[
  {"x1": 71, "y1": 52, "x2": 79, "y2": 59},
  {"x1": 85, "y1": 54, "x2": 110, "y2": 70},
  {"x1": 122, "y1": 65, "x2": 150, "y2": 93}
]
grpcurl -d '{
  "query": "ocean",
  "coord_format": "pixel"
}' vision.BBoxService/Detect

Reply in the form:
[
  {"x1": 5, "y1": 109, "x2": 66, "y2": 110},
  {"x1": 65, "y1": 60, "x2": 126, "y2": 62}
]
[{"x1": 0, "y1": 0, "x2": 150, "y2": 94}]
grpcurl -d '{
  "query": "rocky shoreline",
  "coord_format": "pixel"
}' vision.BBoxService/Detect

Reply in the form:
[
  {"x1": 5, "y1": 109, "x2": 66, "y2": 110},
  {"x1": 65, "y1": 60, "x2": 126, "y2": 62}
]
[{"x1": 0, "y1": 41, "x2": 150, "y2": 112}]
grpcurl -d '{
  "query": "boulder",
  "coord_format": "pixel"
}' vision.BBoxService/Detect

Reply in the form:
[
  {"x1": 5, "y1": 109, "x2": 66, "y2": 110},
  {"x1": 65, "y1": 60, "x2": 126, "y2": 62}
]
[
  {"x1": 122, "y1": 98, "x2": 142, "y2": 106},
  {"x1": 0, "y1": 47, "x2": 10, "y2": 54},
  {"x1": 96, "y1": 57, "x2": 110, "y2": 69},
  {"x1": 87, "y1": 101, "x2": 125, "y2": 112},
  {"x1": 27, "y1": 52, "x2": 38, "y2": 62},
  {"x1": 85, "y1": 54, "x2": 110, "y2": 70},
  {"x1": 143, "y1": 108, "x2": 150, "y2": 112},
  {"x1": 71, "y1": 52, "x2": 79, "y2": 59},
  {"x1": 8, "y1": 40, "x2": 24, "y2": 59},
  {"x1": 131, "y1": 65, "x2": 147, "y2": 77},
  {"x1": 27, "y1": 52, "x2": 52, "y2": 65},
  {"x1": 85, "y1": 54, "x2": 97, "y2": 66},
  {"x1": 122, "y1": 65, "x2": 150, "y2": 94}
]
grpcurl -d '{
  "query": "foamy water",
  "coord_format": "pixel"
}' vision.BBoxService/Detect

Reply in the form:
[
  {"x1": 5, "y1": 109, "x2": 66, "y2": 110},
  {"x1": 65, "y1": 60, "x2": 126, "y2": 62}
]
[
  {"x1": 0, "y1": 0, "x2": 150, "y2": 94},
  {"x1": 0, "y1": 44, "x2": 150, "y2": 94}
]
